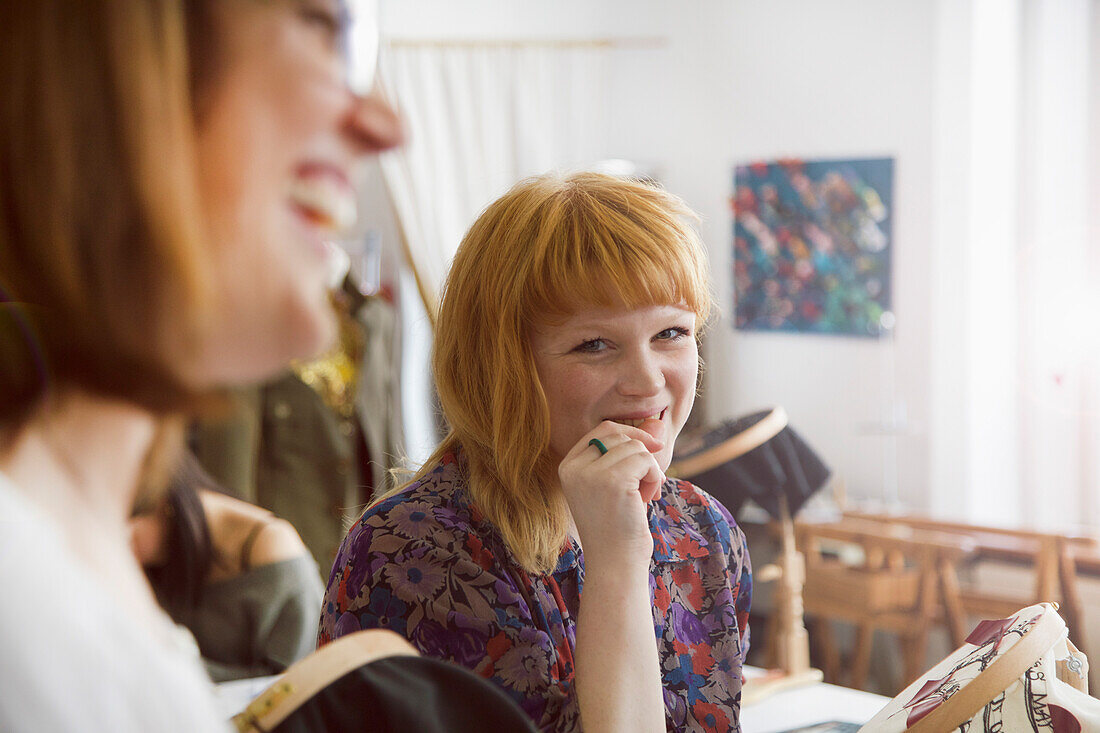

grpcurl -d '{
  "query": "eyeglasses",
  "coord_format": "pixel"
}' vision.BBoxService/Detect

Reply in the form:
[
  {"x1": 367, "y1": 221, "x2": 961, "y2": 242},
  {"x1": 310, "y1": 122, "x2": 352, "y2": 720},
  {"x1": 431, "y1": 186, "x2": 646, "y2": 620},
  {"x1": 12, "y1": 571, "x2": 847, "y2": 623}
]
[{"x1": 343, "y1": 0, "x2": 380, "y2": 95}]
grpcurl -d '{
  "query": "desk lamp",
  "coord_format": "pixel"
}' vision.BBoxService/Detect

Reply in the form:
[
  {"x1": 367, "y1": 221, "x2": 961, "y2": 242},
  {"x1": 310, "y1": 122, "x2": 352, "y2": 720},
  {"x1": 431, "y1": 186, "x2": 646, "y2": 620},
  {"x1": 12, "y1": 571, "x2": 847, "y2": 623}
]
[{"x1": 670, "y1": 407, "x2": 831, "y2": 700}]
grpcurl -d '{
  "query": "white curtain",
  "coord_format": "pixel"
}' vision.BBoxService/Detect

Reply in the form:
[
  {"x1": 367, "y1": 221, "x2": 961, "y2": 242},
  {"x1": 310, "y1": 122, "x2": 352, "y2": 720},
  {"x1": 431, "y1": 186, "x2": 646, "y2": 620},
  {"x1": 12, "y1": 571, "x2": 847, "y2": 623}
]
[
  {"x1": 931, "y1": 0, "x2": 1100, "y2": 531},
  {"x1": 376, "y1": 42, "x2": 610, "y2": 464},
  {"x1": 1016, "y1": 0, "x2": 1100, "y2": 531}
]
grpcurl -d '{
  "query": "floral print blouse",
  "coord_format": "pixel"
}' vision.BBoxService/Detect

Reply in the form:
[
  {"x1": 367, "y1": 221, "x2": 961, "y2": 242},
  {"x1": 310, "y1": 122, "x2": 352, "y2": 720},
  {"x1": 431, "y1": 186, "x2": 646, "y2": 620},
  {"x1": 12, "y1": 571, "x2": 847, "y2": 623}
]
[{"x1": 318, "y1": 453, "x2": 752, "y2": 732}]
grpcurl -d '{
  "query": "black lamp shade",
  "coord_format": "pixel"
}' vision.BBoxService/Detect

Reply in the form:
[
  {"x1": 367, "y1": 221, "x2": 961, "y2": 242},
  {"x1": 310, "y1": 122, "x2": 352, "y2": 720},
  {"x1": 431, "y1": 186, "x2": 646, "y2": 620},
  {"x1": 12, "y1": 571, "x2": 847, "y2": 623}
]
[{"x1": 671, "y1": 409, "x2": 831, "y2": 520}]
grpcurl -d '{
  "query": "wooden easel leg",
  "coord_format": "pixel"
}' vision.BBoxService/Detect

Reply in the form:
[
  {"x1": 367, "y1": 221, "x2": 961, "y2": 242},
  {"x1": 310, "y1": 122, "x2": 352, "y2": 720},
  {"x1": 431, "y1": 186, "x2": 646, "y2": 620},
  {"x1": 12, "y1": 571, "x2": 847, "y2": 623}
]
[
  {"x1": 850, "y1": 623, "x2": 874, "y2": 690},
  {"x1": 902, "y1": 625, "x2": 931, "y2": 692},
  {"x1": 938, "y1": 557, "x2": 968, "y2": 648},
  {"x1": 763, "y1": 609, "x2": 779, "y2": 669},
  {"x1": 809, "y1": 617, "x2": 840, "y2": 684}
]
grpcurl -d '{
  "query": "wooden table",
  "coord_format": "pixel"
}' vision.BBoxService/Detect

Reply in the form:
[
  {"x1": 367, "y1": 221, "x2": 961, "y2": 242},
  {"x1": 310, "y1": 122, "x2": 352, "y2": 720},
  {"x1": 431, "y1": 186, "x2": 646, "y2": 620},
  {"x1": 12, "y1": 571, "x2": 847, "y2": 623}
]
[
  {"x1": 791, "y1": 511, "x2": 1099, "y2": 693},
  {"x1": 840, "y1": 510, "x2": 1095, "y2": 662}
]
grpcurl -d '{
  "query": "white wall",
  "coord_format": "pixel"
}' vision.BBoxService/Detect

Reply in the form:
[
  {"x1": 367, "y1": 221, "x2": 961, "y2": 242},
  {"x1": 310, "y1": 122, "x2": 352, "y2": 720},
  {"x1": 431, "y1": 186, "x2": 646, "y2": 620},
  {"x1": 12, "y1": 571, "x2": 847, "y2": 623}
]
[
  {"x1": 376, "y1": 1, "x2": 945, "y2": 509},
  {"x1": 601, "y1": 1, "x2": 937, "y2": 510}
]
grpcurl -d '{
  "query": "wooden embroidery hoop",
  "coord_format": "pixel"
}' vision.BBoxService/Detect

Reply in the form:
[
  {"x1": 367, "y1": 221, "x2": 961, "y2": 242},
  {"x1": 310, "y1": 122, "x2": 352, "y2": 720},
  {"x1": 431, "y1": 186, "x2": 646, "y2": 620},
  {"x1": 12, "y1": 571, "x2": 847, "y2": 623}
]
[{"x1": 902, "y1": 603, "x2": 1065, "y2": 732}]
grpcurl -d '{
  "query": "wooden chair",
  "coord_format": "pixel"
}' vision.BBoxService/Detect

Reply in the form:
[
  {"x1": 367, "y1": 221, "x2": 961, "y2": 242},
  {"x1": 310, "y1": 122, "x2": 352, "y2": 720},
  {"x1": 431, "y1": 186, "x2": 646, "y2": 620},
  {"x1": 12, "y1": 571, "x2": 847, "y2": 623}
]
[{"x1": 795, "y1": 518, "x2": 975, "y2": 692}]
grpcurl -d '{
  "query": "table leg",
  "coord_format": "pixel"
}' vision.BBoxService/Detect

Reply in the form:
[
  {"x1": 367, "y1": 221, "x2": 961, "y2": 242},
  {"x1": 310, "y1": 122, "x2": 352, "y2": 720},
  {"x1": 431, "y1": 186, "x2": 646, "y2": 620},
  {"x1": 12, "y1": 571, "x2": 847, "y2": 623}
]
[
  {"x1": 851, "y1": 623, "x2": 874, "y2": 690},
  {"x1": 938, "y1": 557, "x2": 968, "y2": 648}
]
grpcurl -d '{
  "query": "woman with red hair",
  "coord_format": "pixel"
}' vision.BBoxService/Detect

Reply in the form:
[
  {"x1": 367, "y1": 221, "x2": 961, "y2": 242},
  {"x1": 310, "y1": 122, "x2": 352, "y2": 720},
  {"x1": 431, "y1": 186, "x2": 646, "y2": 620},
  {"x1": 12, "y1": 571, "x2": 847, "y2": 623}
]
[{"x1": 322, "y1": 172, "x2": 753, "y2": 733}]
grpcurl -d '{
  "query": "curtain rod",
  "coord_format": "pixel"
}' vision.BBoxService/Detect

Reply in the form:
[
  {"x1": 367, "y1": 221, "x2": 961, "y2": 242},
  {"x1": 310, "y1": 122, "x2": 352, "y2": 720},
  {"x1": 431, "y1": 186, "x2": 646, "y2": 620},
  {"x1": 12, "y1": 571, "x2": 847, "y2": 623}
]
[{"x1": 384, "y1": 36, "x2": 668, "y2": 50}]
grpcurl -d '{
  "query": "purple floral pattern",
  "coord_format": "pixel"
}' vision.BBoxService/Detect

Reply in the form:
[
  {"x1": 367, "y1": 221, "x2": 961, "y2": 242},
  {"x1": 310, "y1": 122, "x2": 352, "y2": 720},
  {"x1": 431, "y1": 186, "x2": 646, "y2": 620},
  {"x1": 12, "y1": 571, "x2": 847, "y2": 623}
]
[{"x1": 319, "y1": 453, "x2": 752, "y2": 732}]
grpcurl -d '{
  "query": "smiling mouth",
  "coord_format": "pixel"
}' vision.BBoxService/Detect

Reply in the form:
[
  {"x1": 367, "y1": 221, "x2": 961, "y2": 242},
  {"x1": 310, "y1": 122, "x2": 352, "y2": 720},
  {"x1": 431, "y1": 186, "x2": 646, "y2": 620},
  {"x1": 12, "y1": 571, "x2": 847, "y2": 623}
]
[
  {"x1": 608, "y1": 407, "x2": 667, "y2": 428},
  {"x1": 288, "y1": 171, "x2": 357, "y2": 234}
]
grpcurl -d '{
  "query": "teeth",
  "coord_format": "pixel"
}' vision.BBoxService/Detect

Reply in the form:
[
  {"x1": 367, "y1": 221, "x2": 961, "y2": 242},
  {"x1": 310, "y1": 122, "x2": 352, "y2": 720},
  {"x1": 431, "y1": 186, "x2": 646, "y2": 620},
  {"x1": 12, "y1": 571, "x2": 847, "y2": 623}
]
[
  {"x1": 324, "y1": 241, "x2": 351, "y2": 289},
  {"x1": 610, "y1": 413, "x2": 662, "y2": 428},
  {"x1": 289, "y1": 175, "x2": 357, "y2": 233}
]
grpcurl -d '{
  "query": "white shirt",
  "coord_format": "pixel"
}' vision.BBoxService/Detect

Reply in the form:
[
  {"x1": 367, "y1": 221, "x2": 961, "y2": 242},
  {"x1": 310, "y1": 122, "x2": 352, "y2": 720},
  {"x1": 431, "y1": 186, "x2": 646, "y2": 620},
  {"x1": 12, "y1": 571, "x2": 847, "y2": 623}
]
[{"x1": 0, "y1": 470, "x2": 228, "y2": 732}]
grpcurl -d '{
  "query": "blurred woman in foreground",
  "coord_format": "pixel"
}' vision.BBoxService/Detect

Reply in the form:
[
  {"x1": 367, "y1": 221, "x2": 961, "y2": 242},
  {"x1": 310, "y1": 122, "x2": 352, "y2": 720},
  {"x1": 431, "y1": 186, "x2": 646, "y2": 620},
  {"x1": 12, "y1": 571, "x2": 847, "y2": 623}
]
[
  {"x1": 322, "y1": 172, "x2": 753, "y2": 732},
  {"x1": 0, "y1": 1, "x2": 401, "y2": 729}
]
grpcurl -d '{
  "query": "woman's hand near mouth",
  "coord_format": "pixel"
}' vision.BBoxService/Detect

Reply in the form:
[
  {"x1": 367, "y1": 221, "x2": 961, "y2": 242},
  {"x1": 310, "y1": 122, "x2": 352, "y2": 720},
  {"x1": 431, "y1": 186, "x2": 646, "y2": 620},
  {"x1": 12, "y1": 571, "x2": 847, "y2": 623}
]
[{"x1": 557, "y1": 419, "x2": 665, "y2": 569}]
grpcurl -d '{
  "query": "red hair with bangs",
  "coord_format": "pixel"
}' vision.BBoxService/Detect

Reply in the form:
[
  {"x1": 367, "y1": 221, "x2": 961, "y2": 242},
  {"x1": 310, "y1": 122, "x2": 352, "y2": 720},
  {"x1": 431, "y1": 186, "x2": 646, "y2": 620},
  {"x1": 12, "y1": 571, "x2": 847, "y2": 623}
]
[{"x1": 399, "y1": 171, "x2": 712, "y2": 574}]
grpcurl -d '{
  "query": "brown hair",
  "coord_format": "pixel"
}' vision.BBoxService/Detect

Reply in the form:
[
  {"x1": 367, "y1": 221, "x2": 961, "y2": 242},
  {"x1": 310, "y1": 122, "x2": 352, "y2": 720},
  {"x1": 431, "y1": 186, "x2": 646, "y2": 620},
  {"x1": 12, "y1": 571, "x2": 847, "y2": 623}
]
[
  {"x1": 0, "y1": 0, "x2": 217, "y2": 445},
  {"x1": 389, "y1": 171, "x2": 713, "y2": 574}
]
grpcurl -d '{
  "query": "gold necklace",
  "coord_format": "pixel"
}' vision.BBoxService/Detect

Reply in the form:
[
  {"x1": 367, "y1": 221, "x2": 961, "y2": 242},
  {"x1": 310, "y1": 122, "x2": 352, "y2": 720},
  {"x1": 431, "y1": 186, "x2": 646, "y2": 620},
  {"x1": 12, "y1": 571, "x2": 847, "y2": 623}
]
[{"x1": 290, "y1": 295, "x2": 365, "y2": 419}]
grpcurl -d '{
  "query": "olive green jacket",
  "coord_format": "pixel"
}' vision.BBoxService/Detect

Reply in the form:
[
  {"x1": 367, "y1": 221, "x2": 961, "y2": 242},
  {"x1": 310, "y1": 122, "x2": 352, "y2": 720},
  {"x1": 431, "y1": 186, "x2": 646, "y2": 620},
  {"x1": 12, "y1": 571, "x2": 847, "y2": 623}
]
[{"x1": 192, "y1": 297, "x2": 405, "y2": 576}]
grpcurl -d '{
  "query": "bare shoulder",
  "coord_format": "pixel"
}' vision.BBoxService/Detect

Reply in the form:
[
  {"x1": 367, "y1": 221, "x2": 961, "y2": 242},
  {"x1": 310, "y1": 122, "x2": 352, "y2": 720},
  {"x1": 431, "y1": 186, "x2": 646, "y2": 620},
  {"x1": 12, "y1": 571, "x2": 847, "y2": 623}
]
[
  {"x1": 199, "y1": 489, "x2": 271, "y2": 528},
  {"x1": 247, "y1": 518, "x2": 309, "y2": 567},
  {"x1": 198, "y1": 490, "x2": 308, "y2": 573},
  {"x1": 200, "y1": 490, "x2": 266, "y2": 549}
]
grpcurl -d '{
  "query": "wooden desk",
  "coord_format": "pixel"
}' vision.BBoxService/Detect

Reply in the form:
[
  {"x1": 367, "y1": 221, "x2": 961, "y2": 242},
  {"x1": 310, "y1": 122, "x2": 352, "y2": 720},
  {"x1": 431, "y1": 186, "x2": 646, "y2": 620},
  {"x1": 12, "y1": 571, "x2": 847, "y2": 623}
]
[
  {"x1": 793, "y1": 511, "x2": 1099, "y2": 693},
  {"x1": 841, "y1": 510, "x2": 1095, "y2": 661}
]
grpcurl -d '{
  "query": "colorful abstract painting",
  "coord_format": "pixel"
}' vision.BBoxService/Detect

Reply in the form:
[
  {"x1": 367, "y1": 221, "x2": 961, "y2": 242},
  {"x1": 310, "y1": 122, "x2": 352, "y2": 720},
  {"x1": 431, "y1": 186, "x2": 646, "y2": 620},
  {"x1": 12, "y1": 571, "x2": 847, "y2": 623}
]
[{"x1": 732, "y1": 157, "x2": 894, "y2": 337}]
